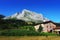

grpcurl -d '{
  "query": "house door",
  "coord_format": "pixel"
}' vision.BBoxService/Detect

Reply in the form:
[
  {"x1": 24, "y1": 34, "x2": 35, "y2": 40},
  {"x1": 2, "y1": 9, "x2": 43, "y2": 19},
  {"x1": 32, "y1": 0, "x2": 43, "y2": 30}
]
[
  {"x1": 59, "y1": 31, "x2": 60, "y2": 34},
  {"x1": 50, "y1": 30, "x2": 52, "y2": 33}
]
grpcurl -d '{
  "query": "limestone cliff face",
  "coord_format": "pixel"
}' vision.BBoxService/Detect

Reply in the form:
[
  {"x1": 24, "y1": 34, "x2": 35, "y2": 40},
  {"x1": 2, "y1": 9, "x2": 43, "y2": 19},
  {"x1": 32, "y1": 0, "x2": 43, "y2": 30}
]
[{"x1": 4, "y1": 9, "x2": 49, "y2": 23}]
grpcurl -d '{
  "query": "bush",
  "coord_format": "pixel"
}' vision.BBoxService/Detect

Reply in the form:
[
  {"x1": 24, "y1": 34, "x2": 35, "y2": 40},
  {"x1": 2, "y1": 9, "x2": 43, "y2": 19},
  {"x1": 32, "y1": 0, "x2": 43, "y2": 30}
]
[
  {"x1": 38, "y1": 26, "x2": 43, "y2": 32},
  {"x1": 39, "y1": 32, "x2": 57, "y2": 36},
  {"x1": 0, "y1": 29, "x2": 58, "y2": 36},
  {"x1": 0, "y1": 29, "x2": 40, "y2": 36},
  {"x1": 19, "y1": 26, "x2": 35, "y2": 31}
]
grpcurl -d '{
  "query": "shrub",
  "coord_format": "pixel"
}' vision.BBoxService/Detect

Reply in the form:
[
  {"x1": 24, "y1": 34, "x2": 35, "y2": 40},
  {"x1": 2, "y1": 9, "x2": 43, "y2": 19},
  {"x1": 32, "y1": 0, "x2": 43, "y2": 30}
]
[
  {"x1": 39, "y1": 32, "x2": 57, "y2": 36},
  {"x1": 20, "y1": 26, "x2": 35, "y2": 31},
  {"x1": 0, "y1": 29, "x2": 58, "y2": 36},
  {"x1": 0, "y1": 29, "x2": 40, "y2": 36},
  {"x1": 38, "y1": 26, "x2": 43, "y2": 32}
]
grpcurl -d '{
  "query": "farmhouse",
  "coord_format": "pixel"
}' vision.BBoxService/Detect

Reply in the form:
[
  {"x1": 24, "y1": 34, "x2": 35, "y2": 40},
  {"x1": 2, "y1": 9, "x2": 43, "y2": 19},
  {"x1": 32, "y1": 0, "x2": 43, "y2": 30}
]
[
  {"x1": 34, "y1": 21, "x2": 60, "y2": 34},
  {"x1": 34, "y1": 21, "x2": 56, "y2": 32},
  {"x1": 53, "y1": 23, "x2": 60, "y2": 34}
]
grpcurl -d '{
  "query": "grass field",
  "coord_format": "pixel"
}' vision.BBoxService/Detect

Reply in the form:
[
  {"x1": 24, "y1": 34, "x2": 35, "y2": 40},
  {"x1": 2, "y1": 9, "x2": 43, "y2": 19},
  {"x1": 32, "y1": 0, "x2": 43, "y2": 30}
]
[{"x1": 0, "y1": 36, "x2": 60, "y2": 40}]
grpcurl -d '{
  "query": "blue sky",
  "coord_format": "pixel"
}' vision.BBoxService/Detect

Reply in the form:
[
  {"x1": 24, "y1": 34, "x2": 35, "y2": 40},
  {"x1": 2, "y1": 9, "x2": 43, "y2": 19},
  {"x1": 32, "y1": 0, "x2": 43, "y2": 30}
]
[{"x1": 0, "y1": 0, "x2": 60, "y2": 22}]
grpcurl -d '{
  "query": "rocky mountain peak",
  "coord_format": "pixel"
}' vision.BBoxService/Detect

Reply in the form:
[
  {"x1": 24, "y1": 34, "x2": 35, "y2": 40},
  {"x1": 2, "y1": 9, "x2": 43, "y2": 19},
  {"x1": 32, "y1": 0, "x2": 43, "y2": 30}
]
[{"x1": 4, "y1": 9, "x2": 49, "y2": 23}]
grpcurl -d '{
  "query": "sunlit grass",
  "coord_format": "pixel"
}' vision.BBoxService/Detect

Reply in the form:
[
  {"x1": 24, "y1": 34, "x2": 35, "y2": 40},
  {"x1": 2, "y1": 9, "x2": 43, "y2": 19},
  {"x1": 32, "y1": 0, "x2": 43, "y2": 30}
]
[{"x1": 0, "y1": 36, "x2": 60, "y2": 40}]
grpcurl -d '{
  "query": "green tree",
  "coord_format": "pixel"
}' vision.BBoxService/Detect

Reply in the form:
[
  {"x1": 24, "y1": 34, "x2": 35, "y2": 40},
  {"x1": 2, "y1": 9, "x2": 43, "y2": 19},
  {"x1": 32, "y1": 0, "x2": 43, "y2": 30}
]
[{"x1": 38, "y1": 25, "x2": 43, "y2": 32}]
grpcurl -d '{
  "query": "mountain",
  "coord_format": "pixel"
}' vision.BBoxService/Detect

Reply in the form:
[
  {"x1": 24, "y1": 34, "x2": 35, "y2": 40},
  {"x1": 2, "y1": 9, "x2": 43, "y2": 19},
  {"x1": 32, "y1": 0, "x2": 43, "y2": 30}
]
[
  {"x1": 4, "y1": 9, "x2": 49, "y2": 23},
  {"x1": 0, "y1": 14, "x2": 5, "y2": 19}
]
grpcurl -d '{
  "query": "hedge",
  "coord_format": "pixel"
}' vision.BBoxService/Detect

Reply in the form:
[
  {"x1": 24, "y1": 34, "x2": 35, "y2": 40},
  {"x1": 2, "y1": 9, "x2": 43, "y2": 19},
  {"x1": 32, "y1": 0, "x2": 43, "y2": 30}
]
[{"x1": 0, "y1": 29, "x2": 58, "y2": 36}]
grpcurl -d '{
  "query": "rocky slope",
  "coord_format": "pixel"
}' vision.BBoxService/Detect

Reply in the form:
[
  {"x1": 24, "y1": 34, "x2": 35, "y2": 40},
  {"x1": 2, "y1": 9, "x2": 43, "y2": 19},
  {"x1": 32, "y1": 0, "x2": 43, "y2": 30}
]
[{"x1": 4, "y1": 9, "x2": 49, "y2": 23}]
